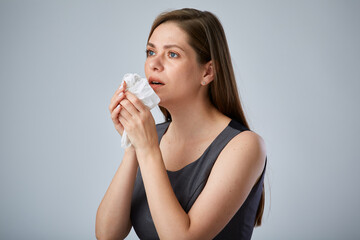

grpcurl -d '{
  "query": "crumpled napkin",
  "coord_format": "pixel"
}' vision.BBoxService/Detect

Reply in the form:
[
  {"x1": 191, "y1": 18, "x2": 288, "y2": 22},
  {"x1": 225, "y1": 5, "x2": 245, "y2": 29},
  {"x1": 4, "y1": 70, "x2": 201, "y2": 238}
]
[{"x1": 120, "y1": 73, "x2": 160, "y2": 148}]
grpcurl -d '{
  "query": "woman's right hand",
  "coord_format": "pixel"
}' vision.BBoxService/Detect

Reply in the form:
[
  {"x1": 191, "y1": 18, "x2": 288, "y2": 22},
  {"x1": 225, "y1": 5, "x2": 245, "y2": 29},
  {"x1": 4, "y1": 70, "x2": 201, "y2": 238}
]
[{"x1": 109, "y1": 81, "x2": 127, "y2": 136}]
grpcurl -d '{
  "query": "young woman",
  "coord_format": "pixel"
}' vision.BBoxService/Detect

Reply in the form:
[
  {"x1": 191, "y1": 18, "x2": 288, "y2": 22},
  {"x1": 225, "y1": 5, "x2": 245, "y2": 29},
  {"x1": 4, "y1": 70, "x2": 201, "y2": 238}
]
[{"x1": 96, "y1": 8, "x2": 267, "y2": 240}]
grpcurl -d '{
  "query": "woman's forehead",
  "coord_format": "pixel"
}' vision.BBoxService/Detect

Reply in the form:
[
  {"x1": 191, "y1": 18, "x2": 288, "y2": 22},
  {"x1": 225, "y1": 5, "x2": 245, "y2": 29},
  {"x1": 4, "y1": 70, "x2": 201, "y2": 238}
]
[{"x1": 149, "y1": 22, "x2": 189, "y2": 48}]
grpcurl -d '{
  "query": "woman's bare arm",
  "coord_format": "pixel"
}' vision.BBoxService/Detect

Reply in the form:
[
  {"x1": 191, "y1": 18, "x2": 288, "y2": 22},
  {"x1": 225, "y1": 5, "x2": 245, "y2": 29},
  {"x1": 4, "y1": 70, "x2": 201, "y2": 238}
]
[
  {"x1": 96, "y1": 81, "x2": 138, "y2": 239},
  {"x1": 95, "y1": 147, "x2": 138, "y2": 240}
]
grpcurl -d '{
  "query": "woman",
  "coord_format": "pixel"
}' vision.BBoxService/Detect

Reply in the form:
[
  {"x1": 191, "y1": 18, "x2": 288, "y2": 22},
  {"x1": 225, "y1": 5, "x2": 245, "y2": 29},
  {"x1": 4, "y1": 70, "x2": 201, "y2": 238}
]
[{"x1": 96, "y1": 8, "x2": 267, "y2": 240}]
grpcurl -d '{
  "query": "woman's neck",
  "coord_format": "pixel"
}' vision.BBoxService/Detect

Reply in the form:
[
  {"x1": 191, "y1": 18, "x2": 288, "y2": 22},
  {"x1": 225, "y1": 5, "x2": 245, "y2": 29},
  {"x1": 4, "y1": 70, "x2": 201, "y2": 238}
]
[{"x1": 163, "y1": 98, "x2": 230, "y2": 143}]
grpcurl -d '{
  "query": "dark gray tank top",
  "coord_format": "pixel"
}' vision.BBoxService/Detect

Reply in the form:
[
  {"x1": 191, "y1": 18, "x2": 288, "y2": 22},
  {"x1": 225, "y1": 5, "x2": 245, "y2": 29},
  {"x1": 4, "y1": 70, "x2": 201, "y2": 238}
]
[{"x1": 130, "y1": 119, "x2": 267, "y2": 239}]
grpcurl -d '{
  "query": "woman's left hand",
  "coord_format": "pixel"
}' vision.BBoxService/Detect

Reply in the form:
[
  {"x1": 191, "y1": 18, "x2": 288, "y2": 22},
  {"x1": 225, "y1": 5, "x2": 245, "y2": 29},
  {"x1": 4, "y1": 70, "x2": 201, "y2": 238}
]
[{"x1": 118, "y1": 91, "x2": 158, "y2": 151}]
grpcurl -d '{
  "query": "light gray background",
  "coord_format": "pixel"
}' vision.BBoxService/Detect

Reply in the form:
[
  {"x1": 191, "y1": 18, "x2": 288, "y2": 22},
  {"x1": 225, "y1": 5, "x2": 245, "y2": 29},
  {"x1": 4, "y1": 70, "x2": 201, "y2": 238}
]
[{"x1": 1, "y1": 0, "x2": 359, "y2": 239}]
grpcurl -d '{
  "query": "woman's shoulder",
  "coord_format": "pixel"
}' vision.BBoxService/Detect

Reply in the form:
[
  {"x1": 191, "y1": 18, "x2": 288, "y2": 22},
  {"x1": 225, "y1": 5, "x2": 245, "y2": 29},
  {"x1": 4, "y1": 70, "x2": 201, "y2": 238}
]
[
  {"x1": 216, "y1": 124, "x2": 267, "y2": 178},
  {"x1": 227, "y1": 119, "x2": 266, "y2": 155},
  {"x1": 231, "y1": 130, "x2": 266, "y2": 154}
]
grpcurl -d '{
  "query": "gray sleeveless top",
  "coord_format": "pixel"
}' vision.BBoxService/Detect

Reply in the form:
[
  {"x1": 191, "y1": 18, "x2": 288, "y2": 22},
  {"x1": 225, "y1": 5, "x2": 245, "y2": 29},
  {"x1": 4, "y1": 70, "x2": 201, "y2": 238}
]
[{"x1": 130, "y1": 119, "x2": 267, "y2": 239}]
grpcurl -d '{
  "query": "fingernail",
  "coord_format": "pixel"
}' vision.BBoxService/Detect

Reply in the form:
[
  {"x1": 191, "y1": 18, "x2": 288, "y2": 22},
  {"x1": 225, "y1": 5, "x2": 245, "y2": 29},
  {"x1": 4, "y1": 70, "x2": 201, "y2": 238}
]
[
  {"x1": 118, "y1": 92, "x2": 123, "y2": 97},
  {"x1": 116, "y1": 105, "x2": 120, "y2": 109}
]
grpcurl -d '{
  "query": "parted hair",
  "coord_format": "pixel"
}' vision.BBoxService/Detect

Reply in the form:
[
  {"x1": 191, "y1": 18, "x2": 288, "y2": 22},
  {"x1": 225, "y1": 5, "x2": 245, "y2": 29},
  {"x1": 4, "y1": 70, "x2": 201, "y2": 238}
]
[{"x1": 147, "y1": 8, "x2": 265, "y2": 227}]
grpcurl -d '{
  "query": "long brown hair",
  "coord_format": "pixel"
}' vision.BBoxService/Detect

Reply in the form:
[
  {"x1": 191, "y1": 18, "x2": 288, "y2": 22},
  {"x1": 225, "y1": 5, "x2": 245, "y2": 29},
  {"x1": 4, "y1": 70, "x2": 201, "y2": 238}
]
[{"x1": 147, "y1": 8, "x2": 265, "y2": 227}]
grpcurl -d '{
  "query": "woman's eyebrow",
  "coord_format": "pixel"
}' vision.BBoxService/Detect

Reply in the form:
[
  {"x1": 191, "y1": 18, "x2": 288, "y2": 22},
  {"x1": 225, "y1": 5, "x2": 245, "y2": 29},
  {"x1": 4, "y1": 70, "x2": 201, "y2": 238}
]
[{"x1": 147, "y1": 42, "x2": 185, "y2": 52}]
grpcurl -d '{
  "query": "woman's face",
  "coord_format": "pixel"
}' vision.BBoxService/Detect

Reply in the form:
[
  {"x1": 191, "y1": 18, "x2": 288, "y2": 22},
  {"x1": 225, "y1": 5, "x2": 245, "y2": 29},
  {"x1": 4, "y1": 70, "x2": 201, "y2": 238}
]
[{"x1": 144, "y1": 21, "x2": 205, "y2": 108}]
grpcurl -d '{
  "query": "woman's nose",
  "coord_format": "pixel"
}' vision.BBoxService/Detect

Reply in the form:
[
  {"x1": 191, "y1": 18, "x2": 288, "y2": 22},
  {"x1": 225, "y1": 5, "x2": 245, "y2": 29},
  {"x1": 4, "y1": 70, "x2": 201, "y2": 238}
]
[{"x1": 148, "y1": 55, "x2": 164, "y2": 72}]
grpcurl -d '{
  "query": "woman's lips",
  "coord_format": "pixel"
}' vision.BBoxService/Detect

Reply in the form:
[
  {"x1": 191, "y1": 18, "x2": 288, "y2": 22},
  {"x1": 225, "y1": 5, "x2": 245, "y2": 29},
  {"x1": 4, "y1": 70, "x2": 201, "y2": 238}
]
[
  {"x1": 150, "y1": 84, "x2": 164, "y2": 90},
  {"x1": 148, "y1": 77, "x2": 165, "y2": 90}
]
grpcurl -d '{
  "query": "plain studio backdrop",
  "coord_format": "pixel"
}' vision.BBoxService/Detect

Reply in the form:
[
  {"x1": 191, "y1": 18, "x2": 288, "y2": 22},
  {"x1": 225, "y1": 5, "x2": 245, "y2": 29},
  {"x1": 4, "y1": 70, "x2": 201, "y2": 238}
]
[{"x1": 1, "y1": 0, "x2": 359, "y2": 239}]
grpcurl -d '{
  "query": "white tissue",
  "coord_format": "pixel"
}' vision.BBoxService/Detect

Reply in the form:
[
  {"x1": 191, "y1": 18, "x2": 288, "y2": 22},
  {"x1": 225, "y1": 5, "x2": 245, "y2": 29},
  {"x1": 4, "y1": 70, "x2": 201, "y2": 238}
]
[{"x1": 120, "y1": 73, "x2": 160, "y2": 148}]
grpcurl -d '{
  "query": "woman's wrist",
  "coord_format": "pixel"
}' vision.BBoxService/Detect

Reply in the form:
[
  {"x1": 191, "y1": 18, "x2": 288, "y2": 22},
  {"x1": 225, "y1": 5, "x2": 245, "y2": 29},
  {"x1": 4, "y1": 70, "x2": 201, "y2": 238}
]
[
  {"x1": 135, "y1": 145, "x2": 161, "y2": 164},
  {"x1": 125, "y1": 145, "x2": 136, "y2": 154},
  {"x1": 123, "y1": 146, "x2": 138, "y2": 167}
]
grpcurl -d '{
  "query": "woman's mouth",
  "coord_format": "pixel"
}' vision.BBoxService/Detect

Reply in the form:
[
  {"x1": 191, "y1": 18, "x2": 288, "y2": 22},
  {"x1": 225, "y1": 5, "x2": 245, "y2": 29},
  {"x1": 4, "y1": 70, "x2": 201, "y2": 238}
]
[{"x1": 149, "y1": 77, "x2": 165, "y2": 90}]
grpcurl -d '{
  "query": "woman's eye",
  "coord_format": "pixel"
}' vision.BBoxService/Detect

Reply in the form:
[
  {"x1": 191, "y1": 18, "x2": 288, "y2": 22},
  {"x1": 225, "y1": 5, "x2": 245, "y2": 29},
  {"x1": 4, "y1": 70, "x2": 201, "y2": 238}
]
[
  {"x1": 169, "y1": 52, "x2": 179, "y2": 58},
  {"x1": 146, "y1": 50, "x2": 155, "y2": 57}
]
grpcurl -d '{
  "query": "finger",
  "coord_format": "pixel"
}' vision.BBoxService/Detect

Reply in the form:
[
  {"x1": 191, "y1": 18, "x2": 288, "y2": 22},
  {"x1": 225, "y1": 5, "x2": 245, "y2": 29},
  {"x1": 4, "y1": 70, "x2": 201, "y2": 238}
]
[
  {"x1": 119, "y1": 106, "x2": 133, "y2": 120},
  {"x1": 111, "y1": 104, "x2": 122, "y2": 125},
  {"x1": 117, "y1": 81, "x2": 127, "y2": 91},
  {"x1": 120, "y1": 98, "x2": 140, "y2": 116},
  {"x1": 109, "y1": 91, "x2": 126, "y2": 113},
  {"x1": 118, "y1": 81, "x2": 127, "y2": 90},
  {"x1": 111, "y1": 82, "x2": 126, "y2": 102},
  {"x1": 111, "y1": 80, "x2": 127, "y2": 102},
  {"x1": 111, "y1": 104, "x2": 125, "y2": 133},
  {"x1": 118, "y1": 113, "x2": 129, "y2": 129},
  {"x1": 124, "y1": 91, "x2": 147, "y2": 112}
]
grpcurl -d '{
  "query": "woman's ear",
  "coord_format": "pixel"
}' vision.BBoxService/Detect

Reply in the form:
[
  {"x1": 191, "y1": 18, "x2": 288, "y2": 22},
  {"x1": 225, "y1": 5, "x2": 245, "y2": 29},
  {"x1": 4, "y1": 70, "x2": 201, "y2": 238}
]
[{"x1": 201, "y1": 61, "x2": 214, "y2": 86}]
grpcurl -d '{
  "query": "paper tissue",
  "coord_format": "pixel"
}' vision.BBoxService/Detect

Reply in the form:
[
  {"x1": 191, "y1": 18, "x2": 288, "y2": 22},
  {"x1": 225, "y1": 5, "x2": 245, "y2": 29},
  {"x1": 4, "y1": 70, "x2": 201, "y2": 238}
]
[{"x1": 119, "y1": 73, "x2": 160, "y2": 148}]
